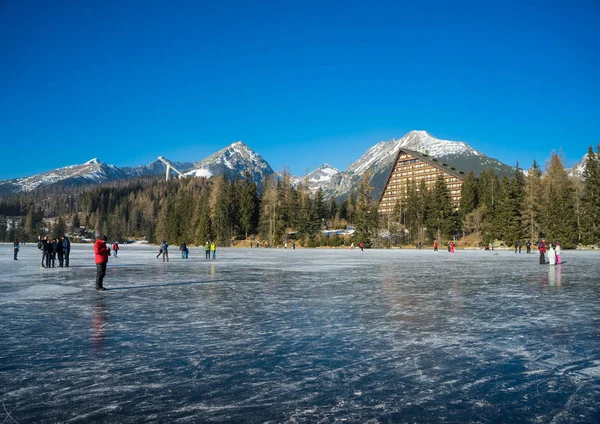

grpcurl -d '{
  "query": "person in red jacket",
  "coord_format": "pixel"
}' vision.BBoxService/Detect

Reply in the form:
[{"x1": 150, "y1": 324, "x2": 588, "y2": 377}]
[{"x1": 94, "y1": 235, "x2": 111, "y2": 291}]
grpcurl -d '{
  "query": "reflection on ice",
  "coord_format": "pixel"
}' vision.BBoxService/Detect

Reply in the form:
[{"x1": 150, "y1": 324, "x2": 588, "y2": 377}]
[{"x1": 1, "y1": 243, "x2": 599, "y2": 423}]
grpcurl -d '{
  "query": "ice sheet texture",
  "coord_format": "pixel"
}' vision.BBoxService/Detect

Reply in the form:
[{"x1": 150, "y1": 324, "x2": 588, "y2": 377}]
[{"x1": 1, "y1": 244, "x2": 599, "y2": 423}]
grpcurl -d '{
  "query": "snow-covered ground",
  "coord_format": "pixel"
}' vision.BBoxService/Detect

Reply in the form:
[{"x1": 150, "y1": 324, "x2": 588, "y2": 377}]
[{"x1": 1, "y1": 244, "x2": 599, "y2": 423}]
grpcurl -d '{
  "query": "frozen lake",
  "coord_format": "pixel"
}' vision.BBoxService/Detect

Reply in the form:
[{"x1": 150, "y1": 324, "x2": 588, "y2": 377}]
[{"x1": 1, "y1": 243, "x2": 599, "y2": 423}]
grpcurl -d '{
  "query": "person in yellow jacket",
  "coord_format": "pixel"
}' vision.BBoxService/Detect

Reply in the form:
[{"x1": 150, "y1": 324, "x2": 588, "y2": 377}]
[{"x1": 210, "y1": 241, "x2": 216, "y2": 259}]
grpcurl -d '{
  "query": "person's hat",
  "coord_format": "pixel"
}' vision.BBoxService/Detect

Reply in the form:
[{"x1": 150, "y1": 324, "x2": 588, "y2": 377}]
[{"x1": 102, "y1": 235, "x2": 108, "y2": 241}]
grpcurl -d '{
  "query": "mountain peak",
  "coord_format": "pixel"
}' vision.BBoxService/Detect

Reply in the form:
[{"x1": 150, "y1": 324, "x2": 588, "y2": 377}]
[{"x1": 84, "y1": 158, "x2": 100, "y2": 165}]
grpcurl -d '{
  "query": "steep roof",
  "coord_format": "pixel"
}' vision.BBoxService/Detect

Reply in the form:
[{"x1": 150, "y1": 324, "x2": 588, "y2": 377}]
[{"x1": 379, "y1": 148, "x2": 467, "y2": 202}]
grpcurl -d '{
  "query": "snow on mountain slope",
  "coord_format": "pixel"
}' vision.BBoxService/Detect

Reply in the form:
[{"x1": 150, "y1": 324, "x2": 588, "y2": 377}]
[
  {"x1": 291, "y1": 164, "x2": 340, "y2": 192},
  {"x1": 0, "y1": 159, "x2": 127, "y2": 193},
  {"x1": 121, "y1": 159, "x2": 195, "y2": 178},
  {"x1": 184, "y1": 141, "x2": 273, "y2": 185},
  {"x1": 567, "y1": 154, "x2": 588, "y2": 179},
  {"x1": 322, "y1": 130, "x2": 514, "y2": 201}
]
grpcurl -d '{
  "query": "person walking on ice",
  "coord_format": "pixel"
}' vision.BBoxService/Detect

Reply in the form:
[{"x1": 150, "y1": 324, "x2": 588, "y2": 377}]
[
  {"x1": 205, "y1": 241, "x2": 211, "y2": 259},
  {"x1": 94, "y1": 235, "x2": 110, "y2": 291},
  {"x1": 14, "y1": 239, "x2": 20, "y2": 260},
  {"x1": 112, "y1": 241, "x2": 119, "y2": 257},
  {"x1": 180, "y1": 242, "x2": 188, "y2": 259},
  {"x1": 211, "y1": 241, "x2": 216, "y2": 259},
  {"x1": 62, "y1": 235, "x2": 71, "y2": 267},
  {"x1": 161, "y1": 240, "x2": 169, "y2": 262}
]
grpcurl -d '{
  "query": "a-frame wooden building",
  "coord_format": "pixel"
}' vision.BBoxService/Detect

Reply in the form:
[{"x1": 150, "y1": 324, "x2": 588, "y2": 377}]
[{"x1": 378, "y1": 148, "x2": 466, "y2": 215}]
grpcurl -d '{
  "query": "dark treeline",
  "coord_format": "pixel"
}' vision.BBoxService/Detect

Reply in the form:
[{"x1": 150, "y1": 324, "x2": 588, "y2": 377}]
[{"x1": 1, "y1": 148, "x2": 599, "y2": 248}]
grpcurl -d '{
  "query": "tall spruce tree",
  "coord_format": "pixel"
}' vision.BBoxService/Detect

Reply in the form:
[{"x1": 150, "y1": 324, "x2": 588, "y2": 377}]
[
  {"x1": 542, "y1": 153, "x2": 578, "y2": 247},
  {"x1": 458, "y1": 171, "x2": 477, "y2": 222},
  {"x1": 237, "y1": 172, "x2": 259, "y2": 238},
  {"x1": 522, "y1": 160, "x2": 544, "y2": 242},
  {"x1": 581, "y1": 145, "x2": 600, "y2": 244},
  {"x1": 259, "y1": 175, "x2": 282, "y2": 245},
  {"x1": 426, "y1": 175, "x2": 454, "y2": 240},
  {"x1": 353, "y1": 172, "x2": 377, "y2": 246},
  {"x1": 210, "y1": 175, "x2": 234, "y2": 246}
]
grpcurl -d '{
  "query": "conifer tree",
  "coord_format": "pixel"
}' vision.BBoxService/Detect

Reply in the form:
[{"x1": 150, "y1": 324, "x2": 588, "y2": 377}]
[
  {"x1": 521, "y1": 160, "x2": 543, "y2": 241},
  {"x1": 210, "y1": 175, "x2": 233, "y2": 245},
  {"x1": 581, "y1": 145, "x2": 600, "y2": 244},
  {"x1": 426, "y1": 175, "x2": 454, "y2": 241},
  {"x1": 327, "y1": 198, "x2": 338, "y2": 224},
  {"x1": 237, "y1": 172, "x2": 259, "y2": 238},
  {"x1": 458, "y1": 171, "x2": 477, "y2": 222},
  {"x1": 542, "y1": 153, "x2": 578, "y2": 246},
  {"x1": 51, "y1": 216, "x2": 67, "y2": 239},
  {"x1": 353, "y1": 172, "x2": 377, "y2": 246},
  {"x1": 71, "y1": 213, "x2": 80, "y2": 230},
  {"x1": 259, "y1": 175, "x2": 282, "y2": 245}
]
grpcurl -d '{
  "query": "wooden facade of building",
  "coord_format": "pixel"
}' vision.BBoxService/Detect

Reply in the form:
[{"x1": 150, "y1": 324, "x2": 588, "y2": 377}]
[{"x1": 378, "y1": 148, "x2": 466, "y2": 215}]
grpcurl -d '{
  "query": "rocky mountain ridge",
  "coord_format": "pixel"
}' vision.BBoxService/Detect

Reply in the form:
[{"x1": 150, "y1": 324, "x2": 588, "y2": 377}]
[{"x1": 1, "y1": 131, "x2": 586, "y2": 199}]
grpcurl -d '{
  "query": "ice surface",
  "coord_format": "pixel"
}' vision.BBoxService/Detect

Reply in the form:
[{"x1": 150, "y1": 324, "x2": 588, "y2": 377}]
[{"x1": 1, "y1": 244, "x2": 599, "y2": 423}]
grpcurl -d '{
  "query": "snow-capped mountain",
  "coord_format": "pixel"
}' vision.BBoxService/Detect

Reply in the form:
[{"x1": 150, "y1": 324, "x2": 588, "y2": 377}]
[
  {"x1": 0, "y1": 131, "x2": 523, "y2": 198},
  {"x1": 121, "y1": 159, "x2": 195, "y2": 178},
  {"x1": 291, "y1": 164, "x2": 340, "y2": 193},
  {"x1": 321, "y1": 131, "x2": 514, "y2": 201},
  {"x1": 567, "y1": 154, "x2": 588, "y2": 179},
  {"x1": 184, "y1": 141, "x2": 274, "y2": 185},
  {"x1": 0, "y1": 158, "x2": 127, "y2": 194}
]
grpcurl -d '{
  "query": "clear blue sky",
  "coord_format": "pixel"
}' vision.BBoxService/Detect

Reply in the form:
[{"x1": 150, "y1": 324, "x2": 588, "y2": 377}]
[{"x1": 1, "y1": 0, "x2": 599, "y2": 180}]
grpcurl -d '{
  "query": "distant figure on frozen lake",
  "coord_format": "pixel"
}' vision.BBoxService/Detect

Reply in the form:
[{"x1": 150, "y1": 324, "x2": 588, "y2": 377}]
[
  {"x1": 39, "y1": 236, "x2": 49, "y2": 268},
  {"x1": 211, "y1": 241, "x2": 216, "y2": 259},
  {"x1": 180, "y1": 242, "x2": 188, "y2": 259},
  {"x1": 538, "y1": 239, "x2": 547, "y2": 264},
  {"x1": 350, "y1": 242, "x2": 354, "y2": 250},
  {"x1": 14, "y1": 239, "x2": 19, "y2": 260},
  {"x1": 555, "y1": 242, "x2": 562, "y2": 264},
  {"x1": 51, "y1": 238, "x2": 58, "y2": 267},
  {"x1": 205, "y1": 241, "x2": 211, "y2": 259},
  {"x1": 359, "y1": 242, "x2": 364, "y2": 252},
  {"x1": 547, "y1": 243, "x2": 556, "y2": 265},
  {"x1": 525, "y1": 240, "x2": 531, "y2": 254},
  {"x1": 161, "y1": 240, "x2": 169, "y2": 262},
  {"x1": 112, "y1": 241, "x2": 119, "y2": 257},
  {"x1": 56, "y1": 237, "x2": 64, "y2": 267},
  {"x1": 156, "y1": 246, "x2": 162, "y2": 259},
  {"x1": 94, "y1": 235, "x2": 110, "y2": 291},
  {"x1": 433, "y1": 240, "x2": 438, "y2": 252},
  {"x1": 450, "y1": 241, "x2": 455, "y2": 253},
  {"x1": 62, "y1": 235, "x2": 71, "y2": 267}
]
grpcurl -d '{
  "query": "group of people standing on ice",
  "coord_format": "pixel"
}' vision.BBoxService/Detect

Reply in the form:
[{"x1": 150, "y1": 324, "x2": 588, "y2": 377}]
[
  {"x1": 155, "y1": 240, "x2": 216, "y2": 260},
  {"x1": 204, "y1": 241, "x2": 216, "y2": 259},
  {"x1": 37, "y1": 235, "x2": 71, "y2": 268},
  {"x1": 513, "y1": 240, "x2": 533, "y2": 254},
  {"x1": 537, "y1": 239, "x2": 562, "y2": 265}
]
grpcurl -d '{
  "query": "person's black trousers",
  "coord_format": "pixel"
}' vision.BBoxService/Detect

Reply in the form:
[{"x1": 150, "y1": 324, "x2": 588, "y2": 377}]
[
  {"x1": 96, "y1": 263, "x2": 107, "y2": 289},
  {"x1": 64, "y1": 251, "x2": 69, "y2": 267}
]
